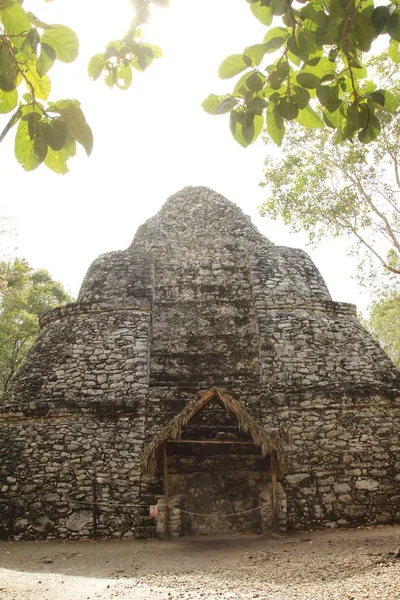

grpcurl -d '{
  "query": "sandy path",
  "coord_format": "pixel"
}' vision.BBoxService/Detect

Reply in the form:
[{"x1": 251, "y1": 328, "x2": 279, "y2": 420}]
[{"x1": 0, "y1": 526, "x2": 399, "y2": 600}]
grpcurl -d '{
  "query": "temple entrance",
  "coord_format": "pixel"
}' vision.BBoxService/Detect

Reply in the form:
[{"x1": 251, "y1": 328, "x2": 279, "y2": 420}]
[
  {"x1": 167, "y1": 439, "x2": 272, "y2": 535},
  {"x1": 141, "y1": 387, "x2": 290, "y2": 538}
]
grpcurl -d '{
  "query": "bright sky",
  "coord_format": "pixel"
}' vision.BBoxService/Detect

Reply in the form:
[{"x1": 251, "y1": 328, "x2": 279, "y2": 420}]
[{"x1": 0, "y1": 0, "x2": 372, "y2": 310}]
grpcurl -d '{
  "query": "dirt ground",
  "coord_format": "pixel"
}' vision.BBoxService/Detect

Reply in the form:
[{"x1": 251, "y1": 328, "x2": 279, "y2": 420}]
[{"x1": 0, "y1": 525, "x2": 399, "y2": 600}]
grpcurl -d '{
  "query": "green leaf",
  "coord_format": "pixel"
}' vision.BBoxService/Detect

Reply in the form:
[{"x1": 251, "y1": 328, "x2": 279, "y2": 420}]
[
  {"x1": 316, "y1": 83, "x2": 341, "y2": 112},
  {"x1": 24, "y1": 65, "x2": 51, "y2": 101},
  {"x1": 115, "y1": 63, "x2": 132, "y2": 90},
  {"x1": 297, "y1": 71, "x2": 320, "y2": 89},
  {"x1": 263, "y1": 27, "x2": 289, "y2": 53},
  {"x1": 202, "y1": 93, "x2": 229, "y2": 115},
  {"x1": 146, "y1": 44, "x2": 163, "y2": 59},
  {"x1": 229, "y1": 111, "x2": 246, "y2": 147},
  {"x1": 323, "y1": 106, "x2": 344, "y2": 128},
  {"x1": 300, "y1": 3, "x2": 329, "y2": 34},
  {"x1": 295, "y1": 105, "x2": 324, "y2": 128},
  {"x1": 49, "y1": 99, "x2": 93, "y2": 155},
  {"x1": 367, "y1": 89, "x2": 398, "y2": 113},
  {"x1": 130, "y1": 44, "x2": 154, "y2": 72},
  {"x1": 317, "y1": 17, "x2": 342, "y2": 46},
  {"x1": 308, "y1": 56, "x2": 336, "y2": 77},
  {"x1": 293, "y1": 85, "x2": 310, "y2": 109},
  {"x1": 88, "y1": 53, "x2": 105, "y2": 81},
  {"x1": 266, "y1": 102, "x2": 285, "y2": 146},
  {"x1": 0, "y1": 87, "x2": 17, "y2": 114},
  {"x1": 36, "y1": 43, "x2": 56, "y2": 77},
  {"x1": 277, "y1": 97, "x2": 299, "y2": 121},
  {"x1": 233, "y1": 71, "x2": 252, "y2": 96},
  {"x1": 387, "y1": 11, "x2": 400, "y2": 42},
  {"x1": 358, "y1": 114, "x2": 381, "y2": 143},
  {"x1": 294, "y1": 29, "x2": 316, "y2": 62},
  {"x1": 287, "y1": 48, "x2": 301, "y2": 67},
  {"x1": 246, "y1": 70, "x2": 266, "y2": 92},
  {"x1": 349, "y1": 59, "x2": 367, "y2": 80},
  {"x1": 104, "y1": 43, "x2": 119, "y2": 60},
  {"x1": 358, "y1": 0, "x2": 375, "y2": 18},
  {"x1": 218, "y1": 54, "x2": 248, "y2": 79},
  {"x1": 297, "y1": 56, "x2": 336, "y2": 89},
  {"x1": 243, "y1": 44, "x2": 266, "y2": 67},
  {"x1": 276, "y1": 60, "x2": 290, "y2": 79},
  {"x1": 14, "y1": 118, "x2": 47, "y2": 171},
  {"x1": 19, "y1": 27, "x2": 40, "y2": 61},
  {"x1": 41, "y1": 24, "x2": 79, "y2": 63},
  {"x1": 104, "y1": 68, "x2": 116, "y2": 87},
  {"x1": 0, "y1": 2, "x2": 31, "y2": 40},
  {"x1": 135, "y1": 44, "x2": 155, "y2": 70},
  {"x1": 266, "y1": 70, "x2": 284, "y2": 91},
  {"x1": 286, "y1": 35, "x2": 301, "y2": 59},
  {"x1": 389, "y1": 38, "x2": 400, "y2": 63},
  {"x1": 43, "y1": 119, "x2": 67, "y2": 151},
  {"x1": 242, "y1": 113, "x2": 263, "y2": 145},
  {"x1": 26, "y1": 112, "x2": 42, "y2": 140},
  {"x1": 230, "y1": 110, "x2": 262, "y2": 147},
  {"x1": 340, "y1": 103, "x2": 368, "y2": 139},
  {"x1": 250, "y1": 2, "x2": 273, "y2": 26},
  {"x1": 44, "y1": 133, "x2": 76, "y2": 175},
  {"x1": 215, "y1": 96, "x2": 238, "y2": 114},
  {"x1": 0, "y1": 106, "x2": 21, "y2": 142},
  {"x1": 271, "y1": 0, "x2": 287, "y2": 17},
  {"x1": 352, "y1": 15, "x2": 378, "y2": 52},
  {"x1": 371, "y1": 5, "x2": 393, "y2": 33},
  {"x1": 0, "y1": 45, "x2": 18, "y2": 91},
  {"x1": 26, "y1": 11, "x2": 54, "y2": 29},
  {"x1": 247, "y1": 95, "x2": 268, "y2": 111}
]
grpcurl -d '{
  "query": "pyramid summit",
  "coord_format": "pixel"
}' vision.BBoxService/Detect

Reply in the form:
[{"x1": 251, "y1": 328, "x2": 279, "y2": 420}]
[{"x1": 1, "y1": 187, "x2": 399, "y2": 539}]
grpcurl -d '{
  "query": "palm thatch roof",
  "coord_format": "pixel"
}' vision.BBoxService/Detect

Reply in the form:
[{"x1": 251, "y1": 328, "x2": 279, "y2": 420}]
[{"x1": 141, "y1": 387, "x2": 291, "y2": 475}]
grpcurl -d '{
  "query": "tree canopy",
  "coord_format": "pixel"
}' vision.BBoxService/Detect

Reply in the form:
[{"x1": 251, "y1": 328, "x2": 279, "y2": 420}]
[
  {"x1": 0, "y1": 258, "x2": 73, "y2": 400},
  {"x1": 1, "y1": 0, "x2": 400, "y2": 173},
  {"x1": 259, "y1": 52, "x2": 400, "y2": 282},
  {"x1": 366, "y1": 289, "x2": 400, "y2": 367}
]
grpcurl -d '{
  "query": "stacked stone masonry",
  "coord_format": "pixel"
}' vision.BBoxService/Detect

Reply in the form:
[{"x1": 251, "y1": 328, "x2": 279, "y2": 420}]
[{"x1": 0, "y1": 186, "x2": 399, "y2": 540}]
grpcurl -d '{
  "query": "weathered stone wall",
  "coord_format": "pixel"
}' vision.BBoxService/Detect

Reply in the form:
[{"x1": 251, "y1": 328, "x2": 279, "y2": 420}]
[
  {"x1": 274, "y1": 393, "x2": 400, "y2": 529},
  {"x1": 0, "y1": 300, "x2": 152, "y2": 539},
  {"x1": 256, "y1": 303, "x2": 400, "y2": 395},
  {"x1": 250, "y1": 250, "x2": 400, "y2": 396},
  {"x1": 6, "y1": 301, "x2": 151, "y2": 404},
  {"x1": 251, "y1": 246, "x2": 332, "y2": 306},
  {"x1": 78, "y1": 252, "x2": 154, "y2": 304},
  {"x1": 0, "y1": 404, "x2": 148, "y2": 539}
]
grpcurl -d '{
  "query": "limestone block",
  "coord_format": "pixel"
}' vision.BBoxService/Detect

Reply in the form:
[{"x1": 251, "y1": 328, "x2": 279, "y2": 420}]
[
  {"x1": 286, "y1": 473, "x2": 310, "y2": 485},
  {"x1": 356, "y1": 479, "x2": 379, "y2": 491},
  {"x1": 334, "y1": 483, "x2": 351, "y2": 494}
]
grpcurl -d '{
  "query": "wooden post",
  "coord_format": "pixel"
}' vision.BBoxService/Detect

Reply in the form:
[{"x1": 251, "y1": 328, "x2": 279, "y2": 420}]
[
  {"x1": 271, "y1": 451, "x2": 278, "y2": 531},
  {"x1": 92, "y1": 475, "x2": 97, "y2": 540},
  {"x1": 163, "y1": 442, "x2": 170, "y2": 539}
]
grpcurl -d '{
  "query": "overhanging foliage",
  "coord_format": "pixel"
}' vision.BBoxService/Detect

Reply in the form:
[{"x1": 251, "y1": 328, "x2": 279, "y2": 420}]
[{"x1": 2, "y1": 0, "x2": 400, "y2": 172}]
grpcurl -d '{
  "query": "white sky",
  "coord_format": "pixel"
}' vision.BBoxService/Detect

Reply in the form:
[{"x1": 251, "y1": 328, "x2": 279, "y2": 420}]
[{"x1": 0, "y1": 0, "x2": 372, "y2": 311}]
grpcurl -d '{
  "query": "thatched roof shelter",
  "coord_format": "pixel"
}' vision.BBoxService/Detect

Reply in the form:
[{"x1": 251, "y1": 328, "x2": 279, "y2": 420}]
[{"x1": 141, "y1": 387, "x2": 291, "y2": 475}]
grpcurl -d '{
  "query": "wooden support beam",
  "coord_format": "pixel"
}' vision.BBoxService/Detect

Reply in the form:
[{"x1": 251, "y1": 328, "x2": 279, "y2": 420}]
[
  {"x1": 271, "y1": 450, "x2": 278, "y2": 532},
  {"x1": 92, "y1": 475, "x2": 97, "y2": 540},
  {"x1": 163, "y1": 441, "x2": 170, "y2": 539},
  {"x1": 167, "y1": 439, "x2": 256, "y2": 445}
]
